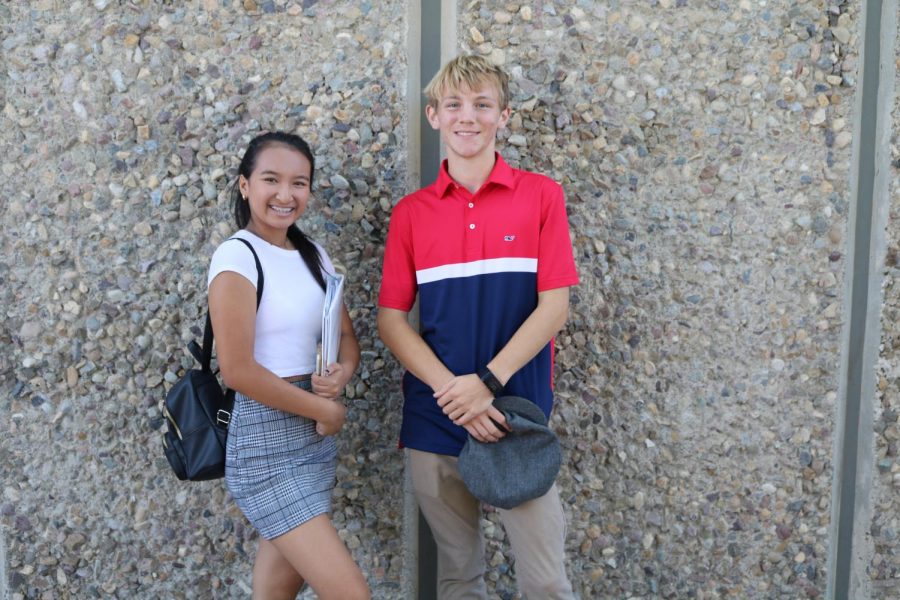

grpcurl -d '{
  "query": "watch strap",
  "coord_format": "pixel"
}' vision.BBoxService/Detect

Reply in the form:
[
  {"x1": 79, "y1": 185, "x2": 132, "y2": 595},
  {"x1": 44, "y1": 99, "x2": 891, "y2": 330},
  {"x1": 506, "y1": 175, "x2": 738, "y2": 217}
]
[{"x1": 478, "y1": 367, "x2": 505, "y2": 397}]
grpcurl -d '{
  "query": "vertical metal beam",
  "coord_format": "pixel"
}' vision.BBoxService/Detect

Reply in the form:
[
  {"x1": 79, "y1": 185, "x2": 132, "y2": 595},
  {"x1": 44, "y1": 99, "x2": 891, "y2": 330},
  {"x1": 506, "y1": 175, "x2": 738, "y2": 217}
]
[
  {"x1": 419, "y1": 0, "x2": 442, "y2": 187},
  {"x1": 412, "y1": 1, "x2": 457, "y2": 597},
  {"x1": 827, "y1": 2, "x2": 897, "y2": 599},
  {"x1": 403, "y1": 0, "x2": 426, "y2": 596},
  {"x1": 415, "y1": 2, "x2": 442, "y2": 597}
]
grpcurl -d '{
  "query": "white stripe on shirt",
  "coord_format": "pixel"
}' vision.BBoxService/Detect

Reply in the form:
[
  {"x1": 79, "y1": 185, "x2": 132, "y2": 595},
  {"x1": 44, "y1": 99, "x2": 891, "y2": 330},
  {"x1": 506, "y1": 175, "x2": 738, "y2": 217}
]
[{"x1": 416, "y1": 257, "x2": 538, "y2": 285}]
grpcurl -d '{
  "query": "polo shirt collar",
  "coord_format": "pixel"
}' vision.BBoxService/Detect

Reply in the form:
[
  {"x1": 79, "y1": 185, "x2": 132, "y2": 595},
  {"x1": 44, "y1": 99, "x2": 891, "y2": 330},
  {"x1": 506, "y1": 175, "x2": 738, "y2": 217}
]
[{"x1": 433, "y1": 153, "x2": 516, "y2": 198}]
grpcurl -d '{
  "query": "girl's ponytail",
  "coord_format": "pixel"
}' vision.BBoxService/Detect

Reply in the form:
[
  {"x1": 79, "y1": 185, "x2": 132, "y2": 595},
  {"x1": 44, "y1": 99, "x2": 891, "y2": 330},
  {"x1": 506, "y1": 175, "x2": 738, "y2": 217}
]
[{"x1": 286, "y1": 224, "x2": 326, "y2": 291}]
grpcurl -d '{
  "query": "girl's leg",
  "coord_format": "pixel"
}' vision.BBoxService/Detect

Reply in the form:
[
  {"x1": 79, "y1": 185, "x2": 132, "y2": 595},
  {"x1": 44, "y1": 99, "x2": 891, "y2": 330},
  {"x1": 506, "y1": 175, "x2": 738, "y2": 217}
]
[
  {"x1": 269, "y1": 514, "x2": 370, "y2": 600},
  {"x1": 252, "y1": 538, "x2": 306, "y2": 600}
]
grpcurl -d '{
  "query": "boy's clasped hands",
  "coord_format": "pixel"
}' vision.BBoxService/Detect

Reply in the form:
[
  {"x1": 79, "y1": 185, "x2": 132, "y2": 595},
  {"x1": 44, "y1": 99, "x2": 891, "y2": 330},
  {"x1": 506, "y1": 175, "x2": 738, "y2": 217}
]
[{"x1": 435, "y1": 374, "x2": 509, "y2": 443}]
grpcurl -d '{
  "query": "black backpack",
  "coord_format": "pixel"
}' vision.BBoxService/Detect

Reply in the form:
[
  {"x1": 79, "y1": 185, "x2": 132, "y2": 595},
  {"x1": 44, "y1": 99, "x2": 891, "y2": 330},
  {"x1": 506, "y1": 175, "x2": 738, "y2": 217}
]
[{"x1": 162, "y1": 237, "x2": 263, "y2": 481}]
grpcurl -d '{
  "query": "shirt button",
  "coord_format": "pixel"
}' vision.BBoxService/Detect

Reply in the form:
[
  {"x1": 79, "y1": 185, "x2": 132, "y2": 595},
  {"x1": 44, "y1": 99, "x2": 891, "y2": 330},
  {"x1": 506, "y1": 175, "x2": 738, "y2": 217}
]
[
  {"x1": 469, "y1": 224, "x2": 476, "y2": 230},
  {"x1": 468, "y1": 202, "x2": 474, "y2": 208}
]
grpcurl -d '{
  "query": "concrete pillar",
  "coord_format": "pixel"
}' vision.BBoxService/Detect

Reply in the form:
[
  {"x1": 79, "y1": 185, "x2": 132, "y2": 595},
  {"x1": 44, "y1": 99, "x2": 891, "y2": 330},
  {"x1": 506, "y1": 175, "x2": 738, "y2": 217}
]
[
  {"x1": 0, "y1": 530, "x2": 8, "y2": 600},
  {"x1": 826, "y1": 1, "x2": 898, "y2": 598}
]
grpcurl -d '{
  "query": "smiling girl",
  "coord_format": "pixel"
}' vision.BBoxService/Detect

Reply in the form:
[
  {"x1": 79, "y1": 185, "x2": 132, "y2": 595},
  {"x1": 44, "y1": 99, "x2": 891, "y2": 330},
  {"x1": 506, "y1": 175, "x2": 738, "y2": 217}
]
[{"x1": 207, "y1": 131, "x2": 369, "y2": 599}]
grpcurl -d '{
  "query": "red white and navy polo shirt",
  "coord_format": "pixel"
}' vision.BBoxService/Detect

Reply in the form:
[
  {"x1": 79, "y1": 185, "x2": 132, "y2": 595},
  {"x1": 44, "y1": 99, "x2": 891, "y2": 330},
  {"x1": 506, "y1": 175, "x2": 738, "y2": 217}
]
[{"x1": 378, "y1": 153, "x2": 579, "y2": 456}]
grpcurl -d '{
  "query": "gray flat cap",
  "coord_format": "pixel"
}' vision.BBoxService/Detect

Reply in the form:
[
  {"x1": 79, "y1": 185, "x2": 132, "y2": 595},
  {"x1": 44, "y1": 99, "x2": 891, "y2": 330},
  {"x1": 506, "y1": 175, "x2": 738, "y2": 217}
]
[{"x1": 458, "y1": 395, "x2": 562, "y2": 510}]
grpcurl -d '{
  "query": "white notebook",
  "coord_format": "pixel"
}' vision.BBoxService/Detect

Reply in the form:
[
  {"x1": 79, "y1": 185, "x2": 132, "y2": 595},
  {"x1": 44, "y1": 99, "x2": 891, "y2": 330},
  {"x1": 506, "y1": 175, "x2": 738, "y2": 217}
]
[{"x1": 318, "y1": 271, "x2": 344, "y2": 376}]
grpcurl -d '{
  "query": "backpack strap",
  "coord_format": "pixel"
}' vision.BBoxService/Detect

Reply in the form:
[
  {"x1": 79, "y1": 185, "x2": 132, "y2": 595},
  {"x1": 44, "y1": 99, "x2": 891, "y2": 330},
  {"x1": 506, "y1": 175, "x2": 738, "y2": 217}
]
[{"x1": 195, "y1": 237, "x2": 265, "y2": 372}]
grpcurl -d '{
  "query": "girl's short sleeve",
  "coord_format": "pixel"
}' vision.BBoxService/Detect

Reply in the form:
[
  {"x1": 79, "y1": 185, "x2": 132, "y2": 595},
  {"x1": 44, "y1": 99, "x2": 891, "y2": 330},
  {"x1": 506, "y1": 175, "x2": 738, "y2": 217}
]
[{"x1": 208, "y1": 240, "x2": 259, "y2": 289}]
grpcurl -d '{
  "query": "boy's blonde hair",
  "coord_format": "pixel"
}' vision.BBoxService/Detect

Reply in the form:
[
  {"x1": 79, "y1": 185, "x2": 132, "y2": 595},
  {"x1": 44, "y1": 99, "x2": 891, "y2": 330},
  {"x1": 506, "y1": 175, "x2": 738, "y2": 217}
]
[{"x1": 424, "y1": 54, "x2": 511, "y2": 110}]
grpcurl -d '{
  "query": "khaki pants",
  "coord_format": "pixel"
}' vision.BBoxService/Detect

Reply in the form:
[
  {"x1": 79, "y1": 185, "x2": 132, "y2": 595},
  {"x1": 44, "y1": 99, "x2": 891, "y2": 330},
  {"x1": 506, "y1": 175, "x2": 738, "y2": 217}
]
[{"x1": 408, "y1": 448, "x2": 575, "y2": 600}]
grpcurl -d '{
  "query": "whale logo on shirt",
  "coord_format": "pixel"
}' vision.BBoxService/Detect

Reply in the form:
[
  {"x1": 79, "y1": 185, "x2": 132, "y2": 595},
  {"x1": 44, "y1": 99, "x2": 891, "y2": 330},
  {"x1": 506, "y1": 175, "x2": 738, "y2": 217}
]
[{"x1": 504, "y1": 235, "x2": 516, "y2": 242}]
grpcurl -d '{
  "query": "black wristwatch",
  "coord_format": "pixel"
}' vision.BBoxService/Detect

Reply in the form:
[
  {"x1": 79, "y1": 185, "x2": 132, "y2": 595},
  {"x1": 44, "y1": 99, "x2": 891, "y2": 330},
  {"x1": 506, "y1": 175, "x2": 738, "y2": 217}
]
[{"x1": 477, "y1": 367, "x2": 505, "y2": 397}]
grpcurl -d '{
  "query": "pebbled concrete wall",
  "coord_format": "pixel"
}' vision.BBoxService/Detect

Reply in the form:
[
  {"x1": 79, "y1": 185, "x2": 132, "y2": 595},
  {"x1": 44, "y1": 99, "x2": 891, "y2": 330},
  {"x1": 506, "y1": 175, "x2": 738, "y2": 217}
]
[
  {"x1": 872, "y1": 8, "x2": 900, "y2": 596},
  {"x1": 457, "y1": 1, "x2": 859, "y2": 598},
  {"x1": 1, "y1": 1, "x2": 409, "y2": 597},
  {"x1": 1, "y1": 0, "x2": 897, "y2": 599}
]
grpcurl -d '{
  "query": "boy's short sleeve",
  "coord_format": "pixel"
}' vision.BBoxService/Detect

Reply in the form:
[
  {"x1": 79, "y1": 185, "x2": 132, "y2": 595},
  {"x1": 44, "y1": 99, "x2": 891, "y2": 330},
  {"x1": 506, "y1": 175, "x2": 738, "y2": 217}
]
[
  {"x1": 378, "y1": 201, "x2": 418, "y2": 312},
  {"x1": 537, "y1": 180, "x2": 580, "y2": 292}
]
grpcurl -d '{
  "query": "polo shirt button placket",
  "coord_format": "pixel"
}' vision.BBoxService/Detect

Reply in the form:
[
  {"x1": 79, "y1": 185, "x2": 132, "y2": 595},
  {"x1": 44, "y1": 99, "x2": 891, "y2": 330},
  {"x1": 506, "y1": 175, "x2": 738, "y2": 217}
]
[{"x1": 464, "y1": 193, "x2": 478, "y2": 256}]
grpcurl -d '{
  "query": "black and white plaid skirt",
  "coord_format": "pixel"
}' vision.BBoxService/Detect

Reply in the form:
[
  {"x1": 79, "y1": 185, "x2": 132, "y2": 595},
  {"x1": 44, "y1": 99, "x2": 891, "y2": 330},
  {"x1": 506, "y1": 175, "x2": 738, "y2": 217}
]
[{"x1": 225, "y1": 379, "x2": 337, "y2": 540}]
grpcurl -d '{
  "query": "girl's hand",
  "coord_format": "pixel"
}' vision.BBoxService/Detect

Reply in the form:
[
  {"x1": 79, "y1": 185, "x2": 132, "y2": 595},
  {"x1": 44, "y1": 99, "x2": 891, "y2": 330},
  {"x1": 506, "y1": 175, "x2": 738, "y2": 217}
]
[
  {"x1": 315, "y1": 399, "x2": 347, "y2": 436},
  {"x1": 312, "y1": 362, "x2": 350, "y2": 400}
]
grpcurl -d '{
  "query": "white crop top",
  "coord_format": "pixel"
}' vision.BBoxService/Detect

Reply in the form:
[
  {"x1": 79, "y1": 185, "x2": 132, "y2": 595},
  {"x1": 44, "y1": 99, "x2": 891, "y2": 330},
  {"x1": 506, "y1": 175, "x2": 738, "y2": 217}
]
[{"x1": 207, "y1": 229, "x2": 335, "y2": 377}]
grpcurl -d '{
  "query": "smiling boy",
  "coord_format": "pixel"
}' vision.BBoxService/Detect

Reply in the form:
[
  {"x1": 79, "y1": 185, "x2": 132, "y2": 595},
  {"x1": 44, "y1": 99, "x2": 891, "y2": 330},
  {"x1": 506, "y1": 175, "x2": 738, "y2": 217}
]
[{"x1": 377, "y1": 54, "x2": 578, "y2": 598}]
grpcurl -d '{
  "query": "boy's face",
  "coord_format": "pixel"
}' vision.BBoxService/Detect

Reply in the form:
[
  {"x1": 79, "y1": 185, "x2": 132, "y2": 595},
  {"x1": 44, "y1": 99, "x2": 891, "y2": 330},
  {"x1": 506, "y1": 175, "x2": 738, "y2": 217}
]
[{"x1": 426, "y1": 80, "x2": 510, "y2": 164}]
